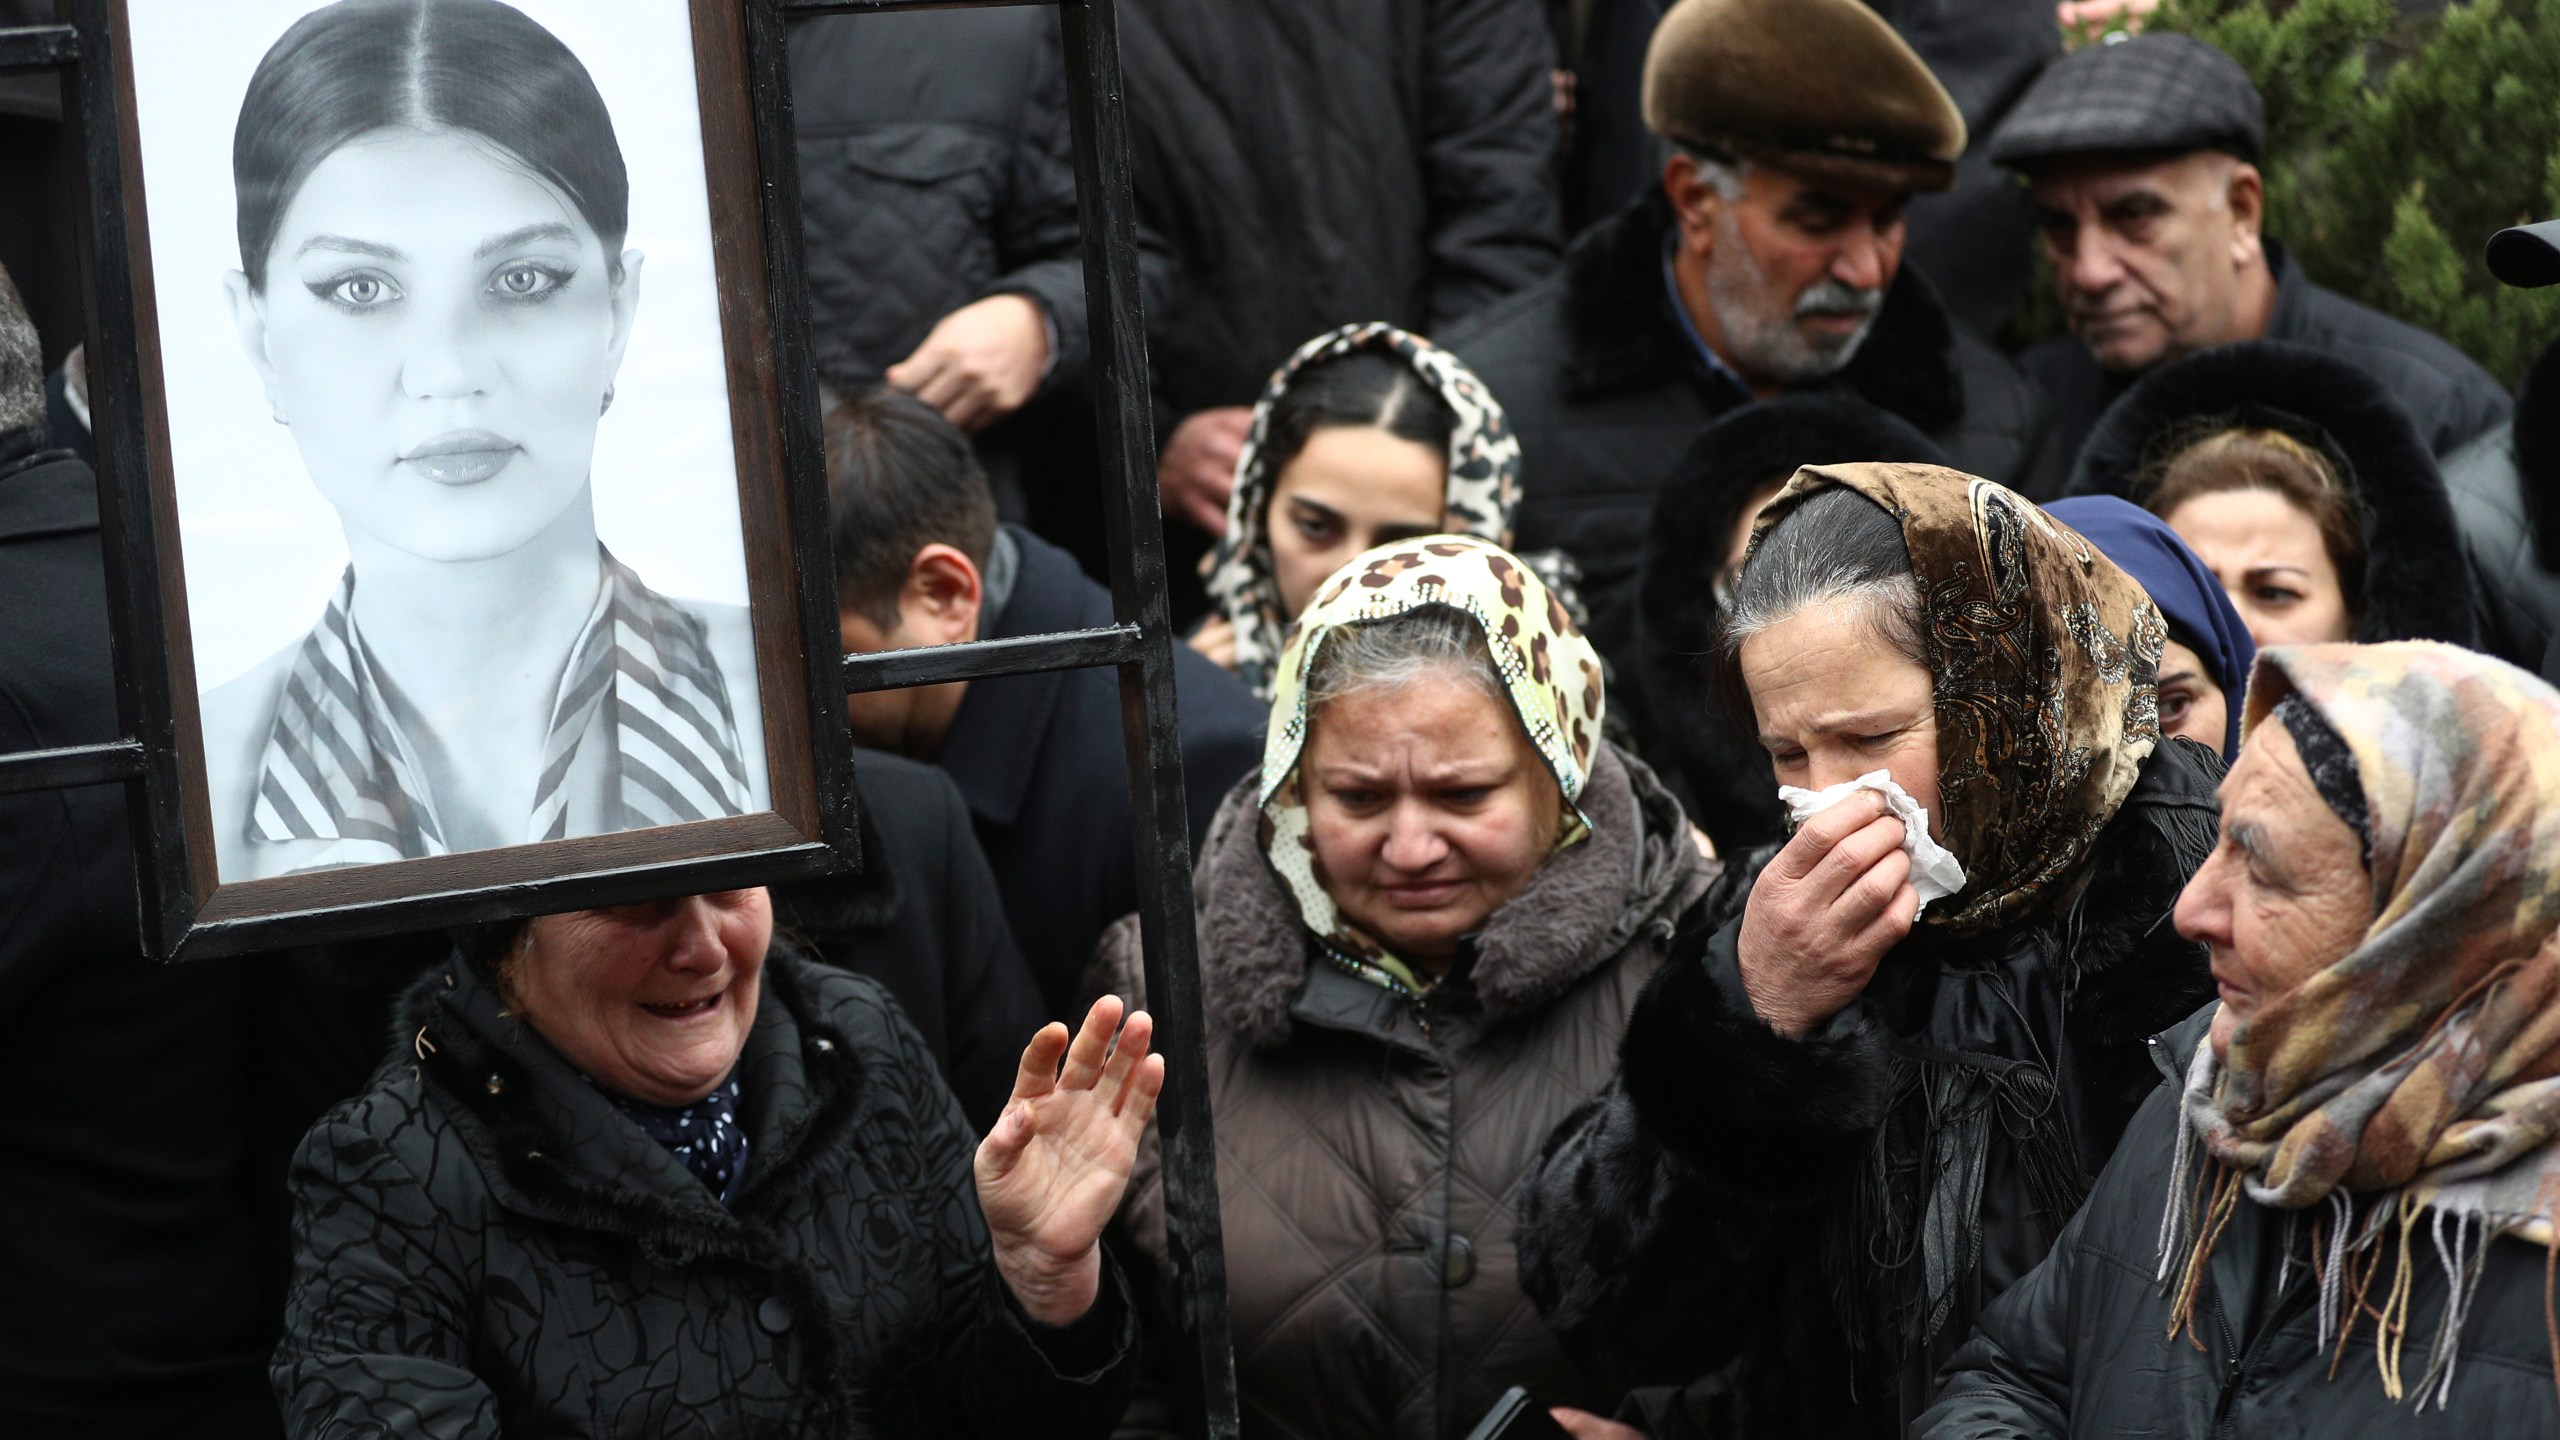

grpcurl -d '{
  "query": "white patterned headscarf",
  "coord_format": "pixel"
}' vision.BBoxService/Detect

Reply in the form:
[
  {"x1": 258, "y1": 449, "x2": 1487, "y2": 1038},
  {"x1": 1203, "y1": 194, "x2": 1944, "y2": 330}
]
[{"x1": 1205, "y1": 322, "x2": 1524, "y2": 700}]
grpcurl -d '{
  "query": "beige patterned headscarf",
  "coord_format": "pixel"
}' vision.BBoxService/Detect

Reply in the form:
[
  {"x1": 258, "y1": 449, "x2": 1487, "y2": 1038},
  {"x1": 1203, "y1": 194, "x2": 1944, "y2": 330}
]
[
  {"x1": 1257, "y1": 536, "x2": 1604, "y2": 979},
  {"x1": 2160, "y1": 642, "x2": 2560, "y2": 1408}
]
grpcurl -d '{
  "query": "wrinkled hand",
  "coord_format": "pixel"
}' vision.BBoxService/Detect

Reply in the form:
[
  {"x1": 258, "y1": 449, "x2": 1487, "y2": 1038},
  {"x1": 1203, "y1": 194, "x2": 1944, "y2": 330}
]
[
  {"x1": 1735, "y1": 789, "x2": 1919, "y2": 1038},
  {"x1": 886, "y1": 293, "x2": 1051, "y2": 431},
  {"x1": 974, "y1": 996, "x2": 1166, "y2": 1326},
  {"x1": 2057, "y1": 0, "x2": 2157, "y2": 41},
  {"x1": 1187, "y1": 614, "x2": 1239, "y2": 671},
  {"x1": 1550, "y1": 1409, "x2": 1645, "y2": 1440},
  {"x1": 1158, "y1": 406, "x2": 1252, "y2": 535}
]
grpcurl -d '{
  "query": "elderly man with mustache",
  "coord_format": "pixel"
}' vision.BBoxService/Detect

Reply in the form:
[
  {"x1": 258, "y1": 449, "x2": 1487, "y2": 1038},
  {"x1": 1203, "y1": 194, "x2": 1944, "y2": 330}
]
[{"x1": 1445, "y1": 0, "x2": 2046, "y2": 752}]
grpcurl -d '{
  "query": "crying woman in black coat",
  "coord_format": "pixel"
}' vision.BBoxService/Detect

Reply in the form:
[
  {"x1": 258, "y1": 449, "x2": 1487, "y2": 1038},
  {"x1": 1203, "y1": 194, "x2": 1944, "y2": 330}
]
[{"x1": 1516, "y1": 464, "x2": 2218, "y2": 1440}]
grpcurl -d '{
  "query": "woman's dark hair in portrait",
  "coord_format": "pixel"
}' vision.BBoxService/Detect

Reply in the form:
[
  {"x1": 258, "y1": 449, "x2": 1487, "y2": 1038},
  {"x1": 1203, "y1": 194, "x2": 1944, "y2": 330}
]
[
  {"x1": 1257, "y1": 349, "x2": 1458, "y2": 478},
  {"x1": 233, "y1": 0, "x2": 629, "y2": 288}
]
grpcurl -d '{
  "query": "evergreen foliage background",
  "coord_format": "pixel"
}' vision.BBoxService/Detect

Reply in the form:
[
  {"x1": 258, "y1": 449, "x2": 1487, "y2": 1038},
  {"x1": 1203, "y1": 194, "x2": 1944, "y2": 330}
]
[{"x1": 2035, "y1": 0, "x2": 2560, "y2": 385}]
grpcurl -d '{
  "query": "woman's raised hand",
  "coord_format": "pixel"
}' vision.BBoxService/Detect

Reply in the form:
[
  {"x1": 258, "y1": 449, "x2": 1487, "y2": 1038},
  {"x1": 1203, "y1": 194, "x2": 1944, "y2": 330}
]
[
  {"x1": 974, "y1": 996, "x2": 1166, "y2": 1326},
  {"x1": 1735, "y1": 790, "x2": 1920, "y2": 1038}
]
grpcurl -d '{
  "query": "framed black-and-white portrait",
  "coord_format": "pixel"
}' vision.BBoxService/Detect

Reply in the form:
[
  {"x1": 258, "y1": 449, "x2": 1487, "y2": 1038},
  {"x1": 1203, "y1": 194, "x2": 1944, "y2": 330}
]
[{"x1": 94, "y1": 0, "x2": 858, "y2": 952}]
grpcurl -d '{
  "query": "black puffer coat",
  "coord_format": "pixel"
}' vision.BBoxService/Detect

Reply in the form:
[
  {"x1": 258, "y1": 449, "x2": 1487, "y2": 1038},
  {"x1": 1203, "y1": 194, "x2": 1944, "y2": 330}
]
[
  {"x1": 1096, "y1": 745, "x2": 1713, "y2": 1440},
  {"x1": 1514, "y1": 737, "x2": 2224, "y2": 1440},
  {"x1": 2439, "y1": 335, "x2": 2560, "y2": 685},
  {"x1": 2064, "y1": 341, "x2": 2483, "y2": 653},
  {"x1": 1630, "y1": 395, "x2": 1950, "y2": 855},
  {"x1": 270, "y1": 947, "x2": 1136, "y2": 1438},
  {"x1": 1918, "y1": 1011, "x2": 2560, "y2": 1436},
  {"x1": 1121, "y1": 0, "x2": 1563, "y2": 422},
  {"x1": 1443, "y1": 190, "x2": 2048, "y2": 738}
]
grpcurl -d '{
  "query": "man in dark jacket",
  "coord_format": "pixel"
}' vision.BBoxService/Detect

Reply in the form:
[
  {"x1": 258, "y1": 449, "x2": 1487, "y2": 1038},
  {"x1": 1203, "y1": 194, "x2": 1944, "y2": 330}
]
[
  {"x1": 1446, "y1": 0, "x2": 2047, "y2": 728},
  {"x1": 1126, "y1": 0, "x2": 1564, "y2": 540},
  {"x1": 786, "y1": 6, "x2": 1174, "y2": 550},
  {"x1": 1993, "y1": 33, "x2": 2511, "y2": 494},
  {"x1": 0, "y1": 266, "x2": 279, "y2": 1438},
  {"x1": 774, "y1": 748, "x2": 1048, "y2": 1134},
  {"x1": 824, "y1": 390, "x2": 1264, "y2": 1015},
  {"x1": 2437, "y1": 220, "x2": 2560, "y2": 684}
]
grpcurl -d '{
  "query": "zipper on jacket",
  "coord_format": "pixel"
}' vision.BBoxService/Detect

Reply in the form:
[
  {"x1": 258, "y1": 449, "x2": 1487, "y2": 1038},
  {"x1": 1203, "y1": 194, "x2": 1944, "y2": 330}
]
[{"x1": 2209, "y1": 1267, "x2": 2313, "y2": 1436}]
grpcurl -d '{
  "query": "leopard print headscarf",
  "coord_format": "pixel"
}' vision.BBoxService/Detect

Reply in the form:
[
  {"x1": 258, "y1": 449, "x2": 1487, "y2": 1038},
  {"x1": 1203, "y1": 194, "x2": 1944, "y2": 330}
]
[
  {"x1": 1257, "y1": 536, "x2": 1603, "y2": 973},
  {"x1": 1206, "y1": 322, "x2": 1523, "y2": 700}
]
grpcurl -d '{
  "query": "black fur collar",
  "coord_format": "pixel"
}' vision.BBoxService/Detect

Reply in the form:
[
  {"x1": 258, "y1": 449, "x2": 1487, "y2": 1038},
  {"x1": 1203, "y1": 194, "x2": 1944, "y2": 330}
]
[
  {"x1": 2064, "y1": 340, "x2": 2480, "y2": 648},
  {"x1": 1193, "y1": 744, "x2": 1706, "y2": 1050},
  {"x1": 2513, "y1": 337, "x2": 2560, "y2": 573},
  {"x1": 1633, "y1": 395, "x2": 1952, "y2": 857},
  {"x1": 1559, "y1": 189, "x2": 1966, "y2": 432}
]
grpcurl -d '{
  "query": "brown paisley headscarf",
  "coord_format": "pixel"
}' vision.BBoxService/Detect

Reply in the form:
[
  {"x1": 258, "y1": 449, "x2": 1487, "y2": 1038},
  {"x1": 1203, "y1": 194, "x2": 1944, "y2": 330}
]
[{"x1": 1751, "y1": 463, "x2": 2167, "y2": 935}]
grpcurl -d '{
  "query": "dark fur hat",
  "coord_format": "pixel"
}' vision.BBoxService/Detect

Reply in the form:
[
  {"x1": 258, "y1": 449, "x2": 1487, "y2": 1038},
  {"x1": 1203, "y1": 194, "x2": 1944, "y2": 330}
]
[
  {"x1": 2064, "y1": 340, "x2": 2479, "y2": 648},
  {"x1": 1635, "y1": 394, "x2": 1949, "y2": 857},
  {"x1": 1641, "y1": 0, "x2": 1965, "y2": 194}
]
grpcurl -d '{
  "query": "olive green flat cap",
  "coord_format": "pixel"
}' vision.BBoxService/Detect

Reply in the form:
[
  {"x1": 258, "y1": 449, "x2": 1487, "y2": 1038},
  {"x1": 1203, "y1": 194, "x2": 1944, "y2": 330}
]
[{"x1": 1642, "y1": 0, "x2": 1965, "y2": 195}]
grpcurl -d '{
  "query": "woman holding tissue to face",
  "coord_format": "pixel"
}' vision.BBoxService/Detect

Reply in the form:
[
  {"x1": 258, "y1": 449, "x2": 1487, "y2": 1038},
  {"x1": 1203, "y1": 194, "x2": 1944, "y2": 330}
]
[{"x1": 1515, "y1": 464, "x2": 2224, "y2": 1440}]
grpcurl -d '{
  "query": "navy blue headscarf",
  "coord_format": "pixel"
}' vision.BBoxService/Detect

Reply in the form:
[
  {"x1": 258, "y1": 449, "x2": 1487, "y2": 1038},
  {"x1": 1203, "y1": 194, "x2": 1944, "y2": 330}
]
[{"x1": 2045, "y1": 495, "x2": 2256, "y2": 759}]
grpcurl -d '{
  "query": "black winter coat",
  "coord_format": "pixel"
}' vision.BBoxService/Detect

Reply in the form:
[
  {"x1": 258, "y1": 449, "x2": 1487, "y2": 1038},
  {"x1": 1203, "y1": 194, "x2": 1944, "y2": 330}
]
[
  {"x1": 2440, "y1": 334, "x2": 2560, "y2": 685},
  {"x1": 774, "y1": 748, "x2": 1049, "y2": 1134},
  {"x1": 1444, "y1": 191, "x2": 2048, "y2": 746},
  {"x1": 271, "y1": 946, "x2": 1136, "y2": 1438},
  {"x1": 937, "y1": 526, "x2": 1264, "y2": 1016},
  {"x1": 1918, "y1": 1011, "x2": 2560, "y2": 1437},
  {"x1": 1120, "y1": 0, "x2": 1562, "y2": 421},
  {"x1": 2021, "y1": 242, "x2": 2512, "y2": 497},
  {"x1": 1514, "y1": 738, "x2": 2224, "y2": 1440},
  {"x1": 788, "y1": 9, "x2": 1091, "y2": 394},
  {"x1": 0, "y1": 438, "x2": 277, "y2": 1440}
]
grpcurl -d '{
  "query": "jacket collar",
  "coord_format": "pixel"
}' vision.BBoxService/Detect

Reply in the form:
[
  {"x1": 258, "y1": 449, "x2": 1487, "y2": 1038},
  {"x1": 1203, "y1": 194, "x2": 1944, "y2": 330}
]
[
  {"x1": 0, "y1": 443, "x2": 95, "y2": 543},
  {"x1": 938, "y1": 525, "x2": 1099, "y2": 828},
  {"x1": 1195, "y1": 743, "x2": 1708, "y2": 1050},
  {"x1": 396, "y1": 944, "x2": 863, "y2": 1252},
  {"x1": 2512, "y1": 337, "x2": 2560, "y2": 572},
  {"x1": 1559, "y1": 189, "x2": 1967, "y2": 432}
]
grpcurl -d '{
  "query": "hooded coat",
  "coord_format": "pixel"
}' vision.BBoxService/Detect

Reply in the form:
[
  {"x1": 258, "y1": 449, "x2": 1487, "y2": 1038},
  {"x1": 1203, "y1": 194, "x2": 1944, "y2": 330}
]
[
  {"x1": 2439, "y1": 335, "x2": 2560, "y2": 684},
  {"x1": 270, "y1": 946, "x2": 1137, "y2": 1439},
  {"x1": 1630, "y1": 395, "x2": 1951, "y2": 855},
  {"x1": 2064, "y1": 341, "x2": 2484, "y2": 653},
  {"x1": 1442, "y1": 189, "x2": 2048, "y2": 739},
  {"x1": 1093, "y1": 746, "x2": 1712, "y2": 1440}
]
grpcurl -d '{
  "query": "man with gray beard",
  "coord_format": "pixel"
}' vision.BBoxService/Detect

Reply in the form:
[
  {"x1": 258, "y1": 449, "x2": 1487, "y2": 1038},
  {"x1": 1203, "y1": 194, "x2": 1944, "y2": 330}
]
[{"x1": 1446, "y1": 0, "x2": 2046, "y2": 754}]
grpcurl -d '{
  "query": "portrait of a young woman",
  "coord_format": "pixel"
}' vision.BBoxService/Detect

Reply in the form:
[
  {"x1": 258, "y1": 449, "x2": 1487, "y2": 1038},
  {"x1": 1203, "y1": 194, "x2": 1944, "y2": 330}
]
[{"x1": 181, "y1": 0, "x2": 768, "y2": 881}]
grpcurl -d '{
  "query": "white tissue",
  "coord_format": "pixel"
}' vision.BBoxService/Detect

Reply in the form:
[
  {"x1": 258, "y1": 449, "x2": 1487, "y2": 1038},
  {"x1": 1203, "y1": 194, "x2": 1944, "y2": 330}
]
[{"x1": 1776, "y1": 770, "x2": 1968, "y2": 915}]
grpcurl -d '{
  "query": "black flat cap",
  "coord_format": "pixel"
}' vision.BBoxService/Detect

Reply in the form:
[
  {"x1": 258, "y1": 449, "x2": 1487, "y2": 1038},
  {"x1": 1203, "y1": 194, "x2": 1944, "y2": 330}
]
[
  {"x1": 1988, "y1": 33, "x2": 2264, "y2": 169},
  {"x1": 2488, "y1": 220, "x2": 2560, "y2": 288}
]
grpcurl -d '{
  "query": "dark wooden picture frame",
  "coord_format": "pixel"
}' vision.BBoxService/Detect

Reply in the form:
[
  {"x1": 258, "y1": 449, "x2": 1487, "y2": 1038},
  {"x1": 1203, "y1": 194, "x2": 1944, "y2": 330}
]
[
  {"x1": 0, "y1": 1, "x2": 1241, "y2": 1431},
  {"x1": 47, "y1": 0, "x2": 864, "y2": 961}
]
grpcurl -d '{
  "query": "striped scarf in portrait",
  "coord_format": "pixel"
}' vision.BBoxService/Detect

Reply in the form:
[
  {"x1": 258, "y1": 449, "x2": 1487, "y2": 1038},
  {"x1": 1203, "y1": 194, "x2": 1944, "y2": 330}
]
[{"x1": 245, "y1": 550, "x2": 752, "y2": 867}]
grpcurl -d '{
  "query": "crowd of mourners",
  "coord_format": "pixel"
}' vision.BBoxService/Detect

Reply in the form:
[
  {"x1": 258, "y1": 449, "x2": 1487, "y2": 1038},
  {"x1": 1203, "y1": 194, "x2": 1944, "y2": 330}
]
[{"x1": 12, "y1": 0, "x2": 2560, "y2": 1436}]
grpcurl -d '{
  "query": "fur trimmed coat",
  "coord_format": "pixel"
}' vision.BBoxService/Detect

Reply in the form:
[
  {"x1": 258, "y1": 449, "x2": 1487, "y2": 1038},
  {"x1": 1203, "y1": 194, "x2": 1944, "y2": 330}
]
[
  {"x1": 1442, "y1": 190, "x2": 2047, "y2": 749},
  {"x1": 1092, "y1": 744, "x2": 1713, "y2": 1440},
  {"x1": 2064, "y1": 341, "x2": 2483, "y2": 653},
  {"x1": 270, "y1": 946, "x2": 1137, "y2": 1439},
  {"x1": 1513, "y1": 738, "x2": 2224, "y2": 1440}
]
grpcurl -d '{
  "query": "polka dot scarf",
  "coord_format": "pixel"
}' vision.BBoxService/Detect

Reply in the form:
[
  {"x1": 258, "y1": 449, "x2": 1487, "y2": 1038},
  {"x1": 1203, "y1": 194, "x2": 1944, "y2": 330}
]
[
  {"x1": 603, "y1": 1072, "x2": 750, "y2": 1207},
  {"x1": 1258, "y1": 535, "x2": 1605, "y2": 980}
]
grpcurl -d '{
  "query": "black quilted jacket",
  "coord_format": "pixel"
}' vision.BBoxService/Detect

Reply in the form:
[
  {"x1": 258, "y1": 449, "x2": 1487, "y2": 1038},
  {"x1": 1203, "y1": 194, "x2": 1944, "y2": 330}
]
[
  {"x1": 270, "y1": 946, "x2": 1137, "y2": 1438},
  {"x1": 1118, "y1": 0, "x2": 1563, "y2": 421},
  {"x1": 789, "y1": 9, "x2": 1101, "y2": 394}
]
